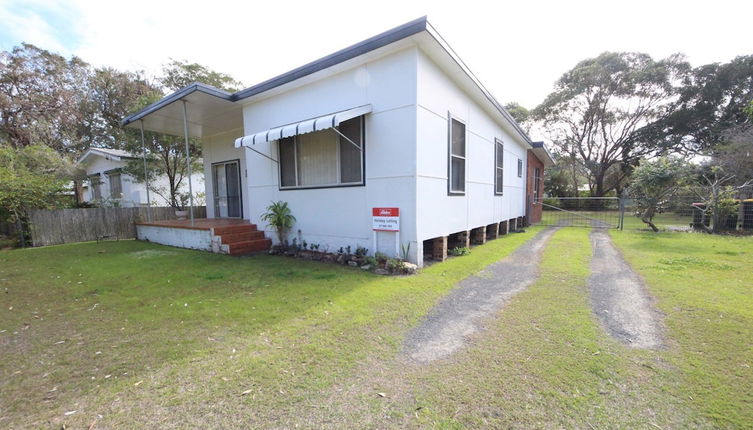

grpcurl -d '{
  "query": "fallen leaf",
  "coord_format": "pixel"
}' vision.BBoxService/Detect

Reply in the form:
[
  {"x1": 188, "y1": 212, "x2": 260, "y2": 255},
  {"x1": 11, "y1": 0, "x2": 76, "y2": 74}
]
[
  {"x1": 134, "y1": 380, "x2": 143, "y2": 386},
  {"x1": 377, "y1": 392, "x2": 386, "y2": 398},
  {"x1": 64, "y1": 410, "x2": 77, "y2": 416},
  {"x1": 240, "y1": 389, "x2": 253, "y2": 396}
]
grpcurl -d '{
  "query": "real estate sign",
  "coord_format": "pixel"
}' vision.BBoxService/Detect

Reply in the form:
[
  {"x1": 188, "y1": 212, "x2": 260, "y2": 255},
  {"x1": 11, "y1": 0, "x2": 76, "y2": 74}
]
[{"x1": 372, "y1": 207, "x2": 399, "y2": 231}]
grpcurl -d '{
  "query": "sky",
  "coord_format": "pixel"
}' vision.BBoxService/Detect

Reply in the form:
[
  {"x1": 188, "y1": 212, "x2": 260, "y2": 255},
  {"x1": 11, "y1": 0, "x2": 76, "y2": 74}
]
[{"x1": 1, "y1": 0, "x2": 751, "y2": 110}]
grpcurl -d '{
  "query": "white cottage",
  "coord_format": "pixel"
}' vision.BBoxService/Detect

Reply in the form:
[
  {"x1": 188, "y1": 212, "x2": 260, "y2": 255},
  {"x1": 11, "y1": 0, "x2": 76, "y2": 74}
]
[
  {"x1": 123, "y1": 17, "x2": 544, "y2": 265},
  {"x1": 76, "y1": 147, "x2": 205, "y2": 207}
]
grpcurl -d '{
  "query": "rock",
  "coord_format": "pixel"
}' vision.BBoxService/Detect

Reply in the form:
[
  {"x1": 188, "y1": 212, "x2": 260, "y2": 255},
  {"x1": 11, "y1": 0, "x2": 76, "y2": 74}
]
[
  {"x1": 402, "y1": 262, "x2": 418, "y2": 274},
  {"x1": 347, "y1": 261, "x2": 358, "y2": 267},
  {"x1": 374, "y1": 268, "x2": 389, "y2": 275},
  {"x1": 360, "y1": 264, "x2": 372, "y2": 271},
  {"x1": 336, "y1": 254, "x2": 346, "y2": 264}
]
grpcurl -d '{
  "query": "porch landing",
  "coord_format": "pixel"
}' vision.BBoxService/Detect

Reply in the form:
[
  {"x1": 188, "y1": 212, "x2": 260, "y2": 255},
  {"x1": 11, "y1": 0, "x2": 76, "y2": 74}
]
[{"x1": 135, "y1": 218, "x2": 271, "y2": 256}]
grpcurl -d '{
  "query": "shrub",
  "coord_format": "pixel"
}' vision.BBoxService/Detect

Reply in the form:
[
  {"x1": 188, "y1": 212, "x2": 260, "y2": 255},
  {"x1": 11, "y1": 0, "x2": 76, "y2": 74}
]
[
  {"x1": 449, "y1": 246, "x2": 471, "y2": 256},
  {"x1": 261, "y1": 201, "x2": 296, "y2": 244},
  {"x1": 374, "y1": 252, "x2": 389, "y2": 264},
  {"x1": 386, "y1": 258, "x2": 407, "y2": 274}
]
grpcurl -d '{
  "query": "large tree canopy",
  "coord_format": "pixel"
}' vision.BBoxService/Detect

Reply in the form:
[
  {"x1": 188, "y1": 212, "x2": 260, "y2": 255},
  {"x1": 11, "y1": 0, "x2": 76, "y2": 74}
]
[
  {"x1": 0, "y1": 44, "x2": 152, "y2": 154},
  {"x1": 639, "y1": 55, "x2": 753, "y2": 153},
  {"x1": 159, "y1": 59, "x2": 243, "y2": 92},
  {"x1": 0, "y1": 44, "x2": 88, "y2": 153},
  {"x1": 534, "y1": 52, "x2": 689, "y2": 196}
]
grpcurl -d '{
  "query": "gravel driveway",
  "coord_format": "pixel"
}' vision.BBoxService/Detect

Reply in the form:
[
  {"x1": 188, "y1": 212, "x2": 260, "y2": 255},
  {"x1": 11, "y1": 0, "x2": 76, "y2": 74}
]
[
  {"x1": 588, "y1": 229, "x2": 664, "y2": 348},
  {"x1": 403, "y1": 228, "x2": 557, "y2": 363}
]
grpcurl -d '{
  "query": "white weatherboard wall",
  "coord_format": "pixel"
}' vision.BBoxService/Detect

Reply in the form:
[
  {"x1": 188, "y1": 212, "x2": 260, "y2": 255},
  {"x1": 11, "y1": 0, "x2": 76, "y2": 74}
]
[
  {"x1": 82, "y1": 156, "x2": 149, "y2": 207},
  {"x1": 415, "y1": 50, "x2": 527, "y2": 254},
  {"x1": 241, "y1": 47, "x2": 419, "y2": 261},
  {"x1": 229, "y1": 45, "x2": 528, "y2": 266},
  {"x1": 82, "y1": 155, "x2": 205, "y2": 207},
  {"x1": 202, "y1": 128, "x2": 248, "y2": 219}
]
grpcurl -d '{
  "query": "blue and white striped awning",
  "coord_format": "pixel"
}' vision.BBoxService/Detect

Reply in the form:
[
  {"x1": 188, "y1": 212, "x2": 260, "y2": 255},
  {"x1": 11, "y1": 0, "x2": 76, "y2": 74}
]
[{"x1": 234, "y1": 105, "x2": 371, "y2": 148}]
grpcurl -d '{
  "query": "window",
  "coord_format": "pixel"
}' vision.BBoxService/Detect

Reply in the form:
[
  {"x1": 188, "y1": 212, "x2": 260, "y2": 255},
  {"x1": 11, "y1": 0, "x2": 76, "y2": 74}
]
[
  {"x1": 108, "y1": 173, "x2": 122, "y2": 198},
  {"x1": 448, "y1": 117, "x2": 466, "y2": 194},
  {"x1": 517, "y1": 158, "x2": 523, "y2": 177},
  {"x1": 278, "y1": 116, "x2": 364, "y2": 189},
  {"x1": 494, "y1": 139, "x2": 504, "y2": 195},
  {"x1": 533, "y1": 167, "x2": 541, "y2": 202},
  {"x1": 90, "y1": 176, "x2": 102, "y2": 200}
]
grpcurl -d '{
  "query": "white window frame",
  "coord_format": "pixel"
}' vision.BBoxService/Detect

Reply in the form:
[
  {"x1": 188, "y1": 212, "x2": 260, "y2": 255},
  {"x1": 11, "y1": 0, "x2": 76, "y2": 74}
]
[
  {"x1": 277, "y1": 116, "x2": 365, "y2": 190},
  {"x1": 494, "y1": 138, "x2": 504, "y2": 195},
  {"x1": 533, "y1": 167, "x2": 541, "y2": 202},
  {"x1": 447, "y1": 113, "x2": 466, "y2": 195},
  {"x1": 517, "y1": 158, "x2": 523, "y2": 177}
]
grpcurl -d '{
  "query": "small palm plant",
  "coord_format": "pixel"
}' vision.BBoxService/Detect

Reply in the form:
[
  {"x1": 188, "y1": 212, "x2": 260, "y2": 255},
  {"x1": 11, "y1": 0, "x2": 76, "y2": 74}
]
[{"x1": 261, "y1": 201, "x2": 296, "y2": 244}]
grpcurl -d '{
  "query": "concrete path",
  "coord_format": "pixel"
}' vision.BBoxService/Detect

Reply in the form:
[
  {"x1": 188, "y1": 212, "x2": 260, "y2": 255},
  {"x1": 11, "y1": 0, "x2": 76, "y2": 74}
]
[
  {"x1": 588, "y1": 229, "x2": 664, "y2": 349},
  {"x1": 403, "y1": 228, "x2": 557, "y2": 363}
]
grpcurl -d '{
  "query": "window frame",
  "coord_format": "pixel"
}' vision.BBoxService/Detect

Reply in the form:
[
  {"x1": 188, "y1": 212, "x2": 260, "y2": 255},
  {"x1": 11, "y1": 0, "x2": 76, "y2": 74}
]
[
  {"x1": 89, "y1": 175, "x2": 102, "y2": 200},
  {"x1": 494, "y1": 138, "x2": 504, "y2": 195},
  {"x1": 447, "y1": 113, "x2": 466, "y2": 196},
  {"x1": 276, "y1": 116, "x2": 366, "y2": 191},
  {"x1": 517, "y1": 158, "x2": 523, "y2": 178},
  {"x1": 533, "y1": 166, "x2": 541, "y2": 202},
  {"x1": 108, "y1": 172, "x2": 122, "y2": 199}
]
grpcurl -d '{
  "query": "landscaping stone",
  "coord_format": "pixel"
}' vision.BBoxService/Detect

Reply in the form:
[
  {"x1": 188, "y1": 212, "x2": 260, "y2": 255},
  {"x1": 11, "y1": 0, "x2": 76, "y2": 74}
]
[
  {"x1": 360, "y1": 264, "x2": 372, "y2": 271},
  {"x1": 402, "y1": 262, "x2": 418, "y2": 274},
  {"x1": 374, "y1": 268, "x2": 389, "y2": 275},
  {"x1": 347, "y1": 261, "x2": 358, "y2": 267}
]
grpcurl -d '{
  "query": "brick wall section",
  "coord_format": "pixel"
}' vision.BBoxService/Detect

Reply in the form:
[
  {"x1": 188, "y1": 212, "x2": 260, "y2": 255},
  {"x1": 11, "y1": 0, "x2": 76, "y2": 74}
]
[
  {"x1": 432, "y1": 236, "x2": 447, "y2": 261},
  {"x1": 471, "y1": 226, "x2": 487, "y2": 244},
  {"x1": 527, "y1": 149, "x2": 545, "y2": 224}
]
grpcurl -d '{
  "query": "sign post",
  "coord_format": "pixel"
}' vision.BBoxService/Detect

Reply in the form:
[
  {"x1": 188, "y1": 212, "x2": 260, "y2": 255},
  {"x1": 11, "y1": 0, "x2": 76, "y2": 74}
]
[{"x1": 372, "y1": 207, "x2": 400, "y2": 257}]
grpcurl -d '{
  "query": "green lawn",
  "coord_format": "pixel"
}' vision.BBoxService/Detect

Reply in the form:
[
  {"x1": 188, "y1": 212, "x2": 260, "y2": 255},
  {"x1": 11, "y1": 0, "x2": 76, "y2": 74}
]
[{"x1": 1, "y1": 228, "x2": 751, "y2": 428}]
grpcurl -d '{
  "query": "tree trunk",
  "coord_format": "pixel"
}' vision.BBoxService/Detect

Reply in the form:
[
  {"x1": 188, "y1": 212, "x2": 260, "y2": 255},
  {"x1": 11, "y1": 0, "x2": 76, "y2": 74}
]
[{"x1": 641, "y1": 206, "x2": 659, "y2": 232}]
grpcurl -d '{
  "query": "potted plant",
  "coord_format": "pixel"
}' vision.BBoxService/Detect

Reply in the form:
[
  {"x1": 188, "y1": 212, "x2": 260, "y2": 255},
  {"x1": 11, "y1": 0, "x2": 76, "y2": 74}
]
[
  {"x1": 261, "y1": 201, "x2": 296, "y2": 244},
  {"x1": 174, "y1": 193, "x2": 190, "y2": 220}
]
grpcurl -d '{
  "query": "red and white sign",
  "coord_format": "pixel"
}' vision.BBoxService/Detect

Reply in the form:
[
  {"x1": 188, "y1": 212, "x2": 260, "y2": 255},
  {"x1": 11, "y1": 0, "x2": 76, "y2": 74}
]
[{"x1": 372, "y1": 207, "x2": 399, "y2": 231}]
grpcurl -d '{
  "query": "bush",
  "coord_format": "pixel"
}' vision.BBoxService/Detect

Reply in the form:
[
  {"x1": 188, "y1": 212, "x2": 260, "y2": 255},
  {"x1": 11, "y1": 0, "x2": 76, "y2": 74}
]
[
  {"x1": 386, "y1": 258, "x2": 407, "y2": 274},
  {"x1": 374, "y1": 252, "x2": 389, "y2": 264},
  {"x1": 449, "y1": 246, "x2": 471, "y2": 256}
]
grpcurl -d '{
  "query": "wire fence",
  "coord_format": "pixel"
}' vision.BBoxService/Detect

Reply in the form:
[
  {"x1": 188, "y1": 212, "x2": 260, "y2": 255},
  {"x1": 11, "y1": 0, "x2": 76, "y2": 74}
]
[
  {"x1": 540, "y1": 197, "x2": 622, "y2": 229},
  {"x1": 537, "y1": 185, "x2": 753, "y2": 234}
]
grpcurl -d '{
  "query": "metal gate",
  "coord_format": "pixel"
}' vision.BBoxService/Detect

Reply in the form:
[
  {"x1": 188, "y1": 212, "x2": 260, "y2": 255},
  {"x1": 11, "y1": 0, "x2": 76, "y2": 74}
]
[{"x1": 537, "y1": 197, "x2": 624, "y2": 229}]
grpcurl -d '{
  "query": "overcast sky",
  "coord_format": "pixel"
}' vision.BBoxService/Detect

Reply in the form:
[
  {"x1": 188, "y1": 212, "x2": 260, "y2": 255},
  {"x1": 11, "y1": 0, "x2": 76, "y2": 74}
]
[{"x1": 1, "y1": 0, "x2": 751, "y2": 109}]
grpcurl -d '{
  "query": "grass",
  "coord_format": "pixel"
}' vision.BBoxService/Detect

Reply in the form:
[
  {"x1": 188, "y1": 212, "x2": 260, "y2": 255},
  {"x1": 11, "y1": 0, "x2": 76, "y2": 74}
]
[
  {"x1": 1, "y1": 227, "x2": 751, "y2": 428},
  {"x1": 0, "y1": 231, "x2": 537, "y2": 428},
  {"x1": 610, "y1": 230, "x2": 753, "y2": 428}
]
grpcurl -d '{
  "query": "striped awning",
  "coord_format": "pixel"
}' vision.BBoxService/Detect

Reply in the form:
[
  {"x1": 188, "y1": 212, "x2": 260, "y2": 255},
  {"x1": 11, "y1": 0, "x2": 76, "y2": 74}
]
[{"x1": 234, "y1": 105, "x2": 371, "y2": 148}]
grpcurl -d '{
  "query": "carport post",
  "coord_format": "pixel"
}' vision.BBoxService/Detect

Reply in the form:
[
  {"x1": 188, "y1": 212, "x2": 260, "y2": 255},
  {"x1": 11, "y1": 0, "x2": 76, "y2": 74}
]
[
  {"x1": 181, "y1": 100, "x2": 195, "y2": 226},
  {"x1": 139, "y1": 120, "x2": 152, "y2": 222}
]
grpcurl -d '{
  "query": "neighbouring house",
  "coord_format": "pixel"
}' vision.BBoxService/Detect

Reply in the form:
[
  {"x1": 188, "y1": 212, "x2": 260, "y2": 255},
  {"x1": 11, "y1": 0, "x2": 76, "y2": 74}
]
[
  {"x1": 121, "y1": 17, "x2": 551, "y2": 265},
  {"x1": 527, "y1": 142, "x2": 554, "y2": 224},
  {"x1": 76, "y1": 147, "x2": 205, "y2": 207}
]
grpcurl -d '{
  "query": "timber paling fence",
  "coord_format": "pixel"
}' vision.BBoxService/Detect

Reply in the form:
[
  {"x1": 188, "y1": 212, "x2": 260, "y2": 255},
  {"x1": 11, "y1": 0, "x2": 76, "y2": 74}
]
[{"x1": 28, "y1": 206, "x2": 207, "y2": 247}]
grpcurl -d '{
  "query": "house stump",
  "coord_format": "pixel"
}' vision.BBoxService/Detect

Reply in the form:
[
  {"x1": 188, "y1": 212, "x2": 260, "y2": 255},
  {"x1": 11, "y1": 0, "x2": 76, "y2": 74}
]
[
  {"x1": 472, "y1": 226, "x2": 487, "y2": 245},
  {"x1": 486, "y1": 223, "x2": 499, "y2": 240},
  {"x1": 432, "y1": 236, "x2": 448, "y2": 261}
]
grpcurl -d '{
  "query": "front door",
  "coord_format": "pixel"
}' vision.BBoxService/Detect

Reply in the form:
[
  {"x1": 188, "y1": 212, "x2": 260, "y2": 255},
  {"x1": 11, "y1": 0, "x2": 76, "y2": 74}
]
[{"x1": 212, "y1": 160, "x2": 242, "y2": 218}]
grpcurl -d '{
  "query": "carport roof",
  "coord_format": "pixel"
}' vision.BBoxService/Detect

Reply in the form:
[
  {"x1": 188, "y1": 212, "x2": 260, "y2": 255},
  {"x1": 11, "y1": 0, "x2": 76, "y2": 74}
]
[{"x1": 121, "y1": 16, "x2": 533, "y2": 145}]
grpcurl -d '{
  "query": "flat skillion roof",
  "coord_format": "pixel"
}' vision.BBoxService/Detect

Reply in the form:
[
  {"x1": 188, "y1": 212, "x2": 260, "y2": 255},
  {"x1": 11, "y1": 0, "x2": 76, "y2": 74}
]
[{"x1": 121, "y1": 16, "x2": 533, "y2": 146}]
